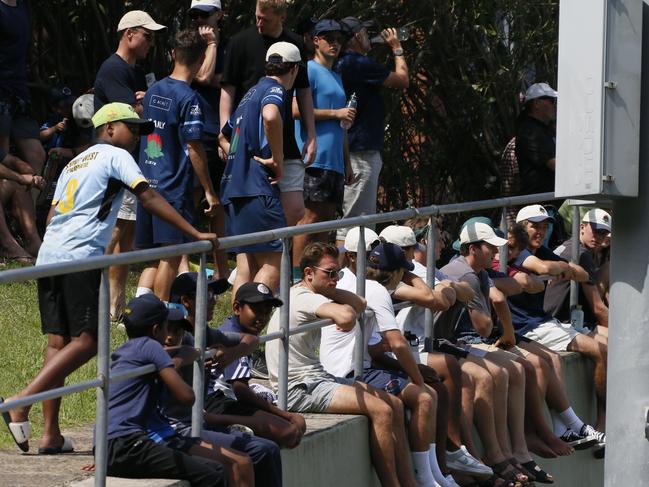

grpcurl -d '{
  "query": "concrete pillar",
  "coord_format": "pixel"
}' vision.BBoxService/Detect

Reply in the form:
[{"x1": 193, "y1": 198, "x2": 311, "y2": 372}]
[{"x1": 605, "y1": 3, "x2": 649, "y2": 484}]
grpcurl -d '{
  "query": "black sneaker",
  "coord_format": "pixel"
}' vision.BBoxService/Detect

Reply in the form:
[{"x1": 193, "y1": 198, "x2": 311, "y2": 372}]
[
  {"x1": 559, "y1": 428, "x2": 598, "y2": 450},
  {"x1": 251, "y1": 351, "x2": 269, "y2": 380},
  {"x1": 580, "y1": 424, "x2": 606, "y2": 444},
  {"x1": 592, "y1": 442, "x2": 605, "y2": 459}
]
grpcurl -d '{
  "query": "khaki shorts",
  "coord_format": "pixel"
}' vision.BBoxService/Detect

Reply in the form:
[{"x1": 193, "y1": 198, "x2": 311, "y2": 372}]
[
  {"x1": 117, "y1": 191, "x2": 137, "y2": 221},
  {"x1": 523, "y1": 319, "x2": 581, "y2": 352},
  {"x1": 277, "y1": 158, "x2": 305, "y2": 193},
  {"x1": 467, "y1": 342, "x2": 531, "y2": 358},
  {"x1": 286, "y1": 374, "x2": 353, "y2": 413}
]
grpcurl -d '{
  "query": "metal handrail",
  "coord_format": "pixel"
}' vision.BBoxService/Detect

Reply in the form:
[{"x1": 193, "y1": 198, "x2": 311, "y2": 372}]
[{"x1": 0, "y1": 191, "x2": 560, "y2": 487}]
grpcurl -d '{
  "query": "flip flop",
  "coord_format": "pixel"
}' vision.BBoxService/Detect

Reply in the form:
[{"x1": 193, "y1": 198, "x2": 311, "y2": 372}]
[
  {"x1": 38, "y1": 435, "x2": 74, "y2": 455},
  {"x1": 520, "y1": 461, "x2": 553, "y2": 484},
  {"x1": 0, "y1": 397, "x2": 30, "y2": 452}
]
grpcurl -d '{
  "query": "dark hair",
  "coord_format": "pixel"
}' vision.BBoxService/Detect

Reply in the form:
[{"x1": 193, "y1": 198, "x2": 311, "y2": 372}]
[
  {"x1": 299, "y1": 242, "x2": 339, "y2": 273},
  {"x1": 459, "y1": 241, "x2": 484, "y2": 256},
  {"x1": 366, "y1": 266, "x2": 398, "y2": 286},
  {"x1": 124, "y1": 323, "x2": 155, "y2": 339},
  {"x1": 174, "y1": 29, "x2": 207, "y2": 66},
  {"x1": 265, "y1": 60, "x2": 297, "y2": 76},
  {"x1": 509, "y1": 222, "x2": 529, "y2": 251}
]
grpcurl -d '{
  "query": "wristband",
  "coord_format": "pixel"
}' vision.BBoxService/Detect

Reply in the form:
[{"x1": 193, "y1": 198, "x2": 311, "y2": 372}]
[{"x1": 393, "y1": 48, "x2": 404, "y2": 56}]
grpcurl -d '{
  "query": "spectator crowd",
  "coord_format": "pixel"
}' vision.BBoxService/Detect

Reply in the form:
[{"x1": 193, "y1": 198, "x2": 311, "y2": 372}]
[{"x1": 0, "y1": 0, "x2": 613, "y2": 486}]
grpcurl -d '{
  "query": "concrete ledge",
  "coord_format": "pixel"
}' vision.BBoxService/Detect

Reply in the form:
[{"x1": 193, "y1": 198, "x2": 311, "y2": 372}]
[{"x1": 71, "y1": 479, "x2": 188, "y2": 487}]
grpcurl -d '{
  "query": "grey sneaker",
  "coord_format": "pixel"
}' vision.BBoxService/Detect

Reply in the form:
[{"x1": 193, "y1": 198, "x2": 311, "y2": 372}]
[
  {"x1": 446, "y1": 445, "x2": 493, "y2": 479},
  {"x1": 559, "y1": 428, "x2": 598, "y2": 450}
]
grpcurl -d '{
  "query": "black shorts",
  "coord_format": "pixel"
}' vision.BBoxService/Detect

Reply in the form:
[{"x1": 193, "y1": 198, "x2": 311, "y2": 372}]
[
  {"x1": 204, "y1": 390, "x2": 261, "y2": 416},
  {"x1": 106, "y1": 432, "x2": 226, "y2": 487},
  {"x1": 37, "y1": 269, "x2": 101, "y2": 337},
  {"x1": 303, "y1": 167, "x2": 345, "y2": 205}
]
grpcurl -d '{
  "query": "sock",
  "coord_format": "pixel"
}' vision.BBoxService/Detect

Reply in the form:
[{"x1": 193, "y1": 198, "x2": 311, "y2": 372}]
[
  {"x1": 550, "y1": 410, "x2": 567, "y2": 436},
  {"x1": 559, "y1": 407, "x2": 585, "y2": 433},
  {"x1": 135, "y1": 286, "x2": 153, "y2": 297},
  {"x1": 412, "y1": 451, "x2": 439, "y2": 487},
  {"x1": 428, "y1": 444, "x2": 448, "y2": 486}
]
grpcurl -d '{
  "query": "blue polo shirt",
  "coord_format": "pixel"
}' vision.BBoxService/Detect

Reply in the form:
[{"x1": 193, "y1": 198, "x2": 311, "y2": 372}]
[
  {"x1": 220, "y1": 76, "x2": 286, "y2": 204},
  {"x1": 139, "y1": 77, "x2": 204, "y2": 204}
]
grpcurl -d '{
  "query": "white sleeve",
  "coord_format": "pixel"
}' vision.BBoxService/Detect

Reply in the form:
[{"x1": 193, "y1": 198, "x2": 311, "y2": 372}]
[
  {"x1": 110, "y1": 147, "x2": 147, "y2": 190},
  {"x1": 366, "y1": 282, "x2": 399, "y2": 333}
]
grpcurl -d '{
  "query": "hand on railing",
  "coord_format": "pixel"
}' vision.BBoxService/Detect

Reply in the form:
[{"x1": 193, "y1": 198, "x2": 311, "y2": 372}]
[{"x1": 195, "y1": 232, "x2": 218, "y2": 250}]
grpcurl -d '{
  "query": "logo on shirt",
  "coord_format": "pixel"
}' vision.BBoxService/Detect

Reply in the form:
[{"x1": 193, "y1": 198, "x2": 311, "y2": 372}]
[
  {"x1": 149, "y1": 95, "x2": 172, "y2": 111},
  {"x1": 230, "y1": 117, "x2": 243, "y2": 154},
  {"x1": 144, "y1": 133, "x2": 164, "y2": 159},
  {"x1": 269, "y1": 87, "x2": 283, "y2": 95},
  {"x1": 189, "y1": 104, "x2": 202, "y2": 116}
]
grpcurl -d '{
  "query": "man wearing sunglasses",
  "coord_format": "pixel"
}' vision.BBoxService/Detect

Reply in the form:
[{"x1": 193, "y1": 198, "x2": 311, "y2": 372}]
[{"x1": 292, "y1": 19, "x2": 355, "y2": 281}]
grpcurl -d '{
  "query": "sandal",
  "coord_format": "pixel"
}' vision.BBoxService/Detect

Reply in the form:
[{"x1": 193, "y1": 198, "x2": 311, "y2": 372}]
[
  {"x1": 491, "y1": 459, "x2": 528, "y2": 486},
  {"x1": 509, "y1": 458, "x2": 536, "y2": 482},
  {"x1": 520, "y1": 461, "x2": 553, "y2": 484}
]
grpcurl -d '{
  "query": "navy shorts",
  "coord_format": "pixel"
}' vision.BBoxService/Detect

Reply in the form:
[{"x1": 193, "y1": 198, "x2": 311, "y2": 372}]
[
  {"x1": 224, "y1": 195, "x2": 285, "y2": 253},
  {"x1": 361, "y1": 367, "x2": 410, "y2": 396},
  {"x1": 136, "y1": 199, "x2": 193, "y2": 247}
]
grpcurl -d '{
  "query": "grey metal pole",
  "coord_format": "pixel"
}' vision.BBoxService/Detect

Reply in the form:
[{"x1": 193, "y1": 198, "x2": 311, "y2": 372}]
[
  {"x1": 278, "y1": 238, "x2": 291, "y2": 410},
  {"x1": 499, "y1": 208, "x2": 508, "y2": 274},
  {"x1": 94, "y1": 268, "x2": 110, "y2": 487},
  {"x1": 191, "y1": 253, "x2": 207, "y2": 437},
  {"x1": 569, "y1": 205, "x2": 580, "y2": 308},
  {"x1": 424, "y1": 219, "x2": 436, "y2": 352},
  {"x1": 354, "y1": 227, "x2": 366, "y2": 378}
]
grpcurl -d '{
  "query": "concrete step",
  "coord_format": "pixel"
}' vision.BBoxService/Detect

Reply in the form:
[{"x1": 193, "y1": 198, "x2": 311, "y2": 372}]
[{"x1": 70, "y1": 478, "x2": 188, "y2": 487}]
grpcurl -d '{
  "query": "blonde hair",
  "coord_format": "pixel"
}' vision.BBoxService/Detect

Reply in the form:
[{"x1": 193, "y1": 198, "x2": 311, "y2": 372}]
[{"x1": 256, "y1": 0, "x2": 287, "y2": 14}]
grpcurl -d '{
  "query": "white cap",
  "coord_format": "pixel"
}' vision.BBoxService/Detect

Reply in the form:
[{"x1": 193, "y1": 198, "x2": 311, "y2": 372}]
[
  {"x1": 582, "y1": 209, "x2": 611, "y2": 233},
  {"x1": 379, "y1": 225, "x2": 417, "y2": 248},
  {"x1": 344, "y1": 227, "x2": 380, "y2": 252},
  {"x1": 72, "y1": 94, "x2": 95, "y2": 128},
  {"x1": 117, "y1": 11, "x2": 167, "y2": 31},
  {"x1": 524, "y1": 82, "x2": 558, "y2": 103},
  {"x1": 516, "y1": 204, "x2": 555, "y2": 223},
  {"x1": 190, "y1": 0, "x2": 222, "y2": 11},
  {"x1": 460, "y1": 222, "x2": 508, "y2": 247},
  {"x1": 266, "y1": 42, "x2": 302, "y2": 63}
]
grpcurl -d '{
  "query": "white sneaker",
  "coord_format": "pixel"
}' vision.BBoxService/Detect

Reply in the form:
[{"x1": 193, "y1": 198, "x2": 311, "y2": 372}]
[
  {"x1": 446, "y1": 445, "x2": 493, "y2": 479},
  {"x1": 444, "y1": 474, "x2": 461, "y2": 487}
]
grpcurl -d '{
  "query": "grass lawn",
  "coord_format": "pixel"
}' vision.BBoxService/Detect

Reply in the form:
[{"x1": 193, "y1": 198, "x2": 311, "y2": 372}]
[{"x1": 0, "y1": 263, "x2": 232, "y2": 450}]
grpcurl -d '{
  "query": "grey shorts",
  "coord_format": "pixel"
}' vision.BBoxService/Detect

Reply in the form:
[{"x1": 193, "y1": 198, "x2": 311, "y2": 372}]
[
  {"x1": 117, "y1": 191, "x2": 137, "y2": 221},
  {"x1": 286, "y1": 374, "x2": 353, "y2": 413},
  {"x1": 277, "y1": 158, "x2": 305, "y2": 193}
]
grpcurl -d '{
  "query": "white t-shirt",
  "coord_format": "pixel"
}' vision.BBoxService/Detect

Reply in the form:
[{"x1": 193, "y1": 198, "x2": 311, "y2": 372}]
[
  {"x1": 265, "y1": 285, "x2": 331, "y2": 390},
  {"x1": 37, "y1": 143, "x2": 146, "y2": 265}
]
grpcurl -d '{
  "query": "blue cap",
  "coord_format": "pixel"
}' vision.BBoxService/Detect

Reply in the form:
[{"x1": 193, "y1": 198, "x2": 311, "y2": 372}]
[
  {"x1": 169, "y1": 272, "x2": 230, "y2": 303},
  {"x1": 123, "y1": 294, "x2": 192, "y2": 331},
  {"x1": 313, "y1": 19, "x2": 342, "y2": 36},
  {"x1": 452, "y1": 216, "x2": 494, "y2": 251},
  {"x1": 368, "y1": 242, "x2": 415, "y2": 272}
]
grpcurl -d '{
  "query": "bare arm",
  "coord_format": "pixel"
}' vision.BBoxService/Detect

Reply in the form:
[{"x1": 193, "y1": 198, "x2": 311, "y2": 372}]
[
  {"x1": 512, "y1": 271, "x2": 545, "y2": 294},
  {"x1": 296, "y1": 87, "x2": 317, "y2": 165},
  {"x1": 467, "y1": 307, "x2": 493, "y2": 338},
  {"x1": 219, "y1": 85, "x2": 236, "y2": 132},
  {"x1": 194, "y1": 26, "x2": 219, "y2": 85},
  {"x1": 491, "y1": 276, "x2": 523, "y2": 297},
  {"x1": 581, "y1": 282, "x2": 609, "y2": 327},
  {"x1": 187, "y1": 139, "x2": 219, "y2": 217},
  {"x1": 393, "y1": 273, "x2": 451, "y2": 310},
  {"x1": 218, "y1": 131, "x2": 230, "y2": 155},
  {"x1": 490, "y1": 287, "x2": 516, "y2": 348},
  {"x1": 382, "y1": 29, "x2": 409, "y2": 89},
  {"x1": 314, "y1": 302, "x2": 358, "y2": 331},
  {"x1": 382, "y1": 329, "x2": 424, "y2": 386},
  {"x1": 210, "y1": 334, "x2": 259, "y2": 369},
  {"x1": 159, "y1": 367, "x2": 195, "y2": 406},
  {"x1": 446, "y1": 280, "x2": 475, "y2": 303}
]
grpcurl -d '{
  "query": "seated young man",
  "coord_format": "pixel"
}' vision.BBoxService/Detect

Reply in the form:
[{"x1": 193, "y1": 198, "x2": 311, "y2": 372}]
[
  {"x1": 265, "y1": 242, "x2": 419, "y2": 487},
  {"x1": 510, "y1": 205, "x2": 607, "y2": 444},
  {"x1": 163, "y1": 272, "x2": 283, "y2": 487},
  {"x1": 203, "y1": 281, "x2": 306, "y2": 449}
]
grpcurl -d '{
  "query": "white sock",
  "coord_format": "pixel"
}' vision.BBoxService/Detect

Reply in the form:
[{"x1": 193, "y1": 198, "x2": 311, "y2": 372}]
[
  {"x1": 412, "y1": 451, "x2": 439, "y2": 487},
  {"x1": 135, "y1": 286, "x2": 153, "y2": 297},
  {"x1": 428, "y1": 444, "x2": 448, "y2": 486},
  {"x1": 558, "y1": 407, "x2": 584, "y2": 433},
  {"x1": 550, "y1": 410, "x2": 568, "y2": 436}
]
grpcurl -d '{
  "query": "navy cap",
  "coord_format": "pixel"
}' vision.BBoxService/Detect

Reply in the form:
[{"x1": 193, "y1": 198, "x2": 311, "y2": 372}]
[
  {"x1": 339, "y1": 16, "x2": 375, "y2": 35},
  {"x1": 123, "y1": 294, "x2": 192, "y2": 331},
  {"x1": 170, "y1": 272, "x2": 230, "y2": 303},
  {"x1": 49, "y1": 86, "x2": 75, "y2": 105},
  {"x1": 368, "y1": 242, "x2": 415, "y2": 272},
  {"x1": 313, "y1": 19, "x2": 342, "y2": 37},
  {"x1": 235, "y1": 282, "x2": 283, "y2": 307}
]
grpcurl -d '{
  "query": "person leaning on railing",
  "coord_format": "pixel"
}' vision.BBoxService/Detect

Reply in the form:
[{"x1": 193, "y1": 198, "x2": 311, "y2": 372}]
[{"x1": 0, "y1": 102, "x2": 217, "y2": 455}]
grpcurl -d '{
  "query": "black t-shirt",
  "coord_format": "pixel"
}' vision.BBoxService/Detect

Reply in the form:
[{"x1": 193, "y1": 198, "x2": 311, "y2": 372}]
[
  {"x1": 544, "y1": 240, "x2": 598, "y2": 324},
  {"x1": 93, "y1": 53, "x2": 147, "y2": 111},
  {"x1": 515, "y1": 114, "x2": 556, "y2": 195},
  {"x1": 0, "y1": 0, "x2": 29, "y2": 100},
  {"x1": 220, "y1": 26, "x2": 310, "y2": 160}
]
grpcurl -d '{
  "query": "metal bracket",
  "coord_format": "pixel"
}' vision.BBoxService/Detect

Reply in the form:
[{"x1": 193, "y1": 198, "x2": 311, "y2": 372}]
[
  {"x1": 604, "y1": 81, "x2": 618, "y2": 89},
  {"x1": 645, "y1": 408, "x2": 649, "y2": 441},
  {"x1": 602, "y1": 174, "x2": 615, "y2": 182}
]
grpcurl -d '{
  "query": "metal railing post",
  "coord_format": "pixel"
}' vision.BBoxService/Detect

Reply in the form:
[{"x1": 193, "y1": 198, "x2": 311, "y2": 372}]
[
  {"x1": 569, "y1": 205, "x2": 580, "y2": 308},
  {"x1": 499, "y1": 208, "x2": 508, "y2": 274},
  {"x1": 191, "y1": 253, "x2": 207, "y2": 437},
  {"x1": 95, "y1": 268, "x2": 110, "y2": 487},
  {"x1": 424, "y1": 219, "x2": 436, "y2": 352},
  {"x1": 354, "y1": 227, "x2": 366, "y2": 379},
  {"x1": 278, "y1": 238, "x2": 291, "y2": 410}
]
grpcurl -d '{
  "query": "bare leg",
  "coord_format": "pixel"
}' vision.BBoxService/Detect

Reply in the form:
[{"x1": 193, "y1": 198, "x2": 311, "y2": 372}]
[
  {"x1": 189, "y1": 441, "x2": 254, "y2": 487},
  {"x1": 209, "y1": 205, "x2": 229, "y2": 279},
  {"x1": 252, "y1": 252, "x2": 282, "y2": 294},
  {"x1": 106, "y1": 219, "x2": 135, "y2": 318},
  {"x1": 204, "y1": 411, "x2": 300, "y2": 448},
  {"x1": 15, "y1": 137, "x2": 46, "y2": 175},
  {"x1": 0, "y1": 181, "x2": 33, "y2": 259},
  {"x1": 137, "y1": 265, "x2": 158, "y2": 293},
  {"x1": 280, "y1": 190, "x2": 305, "y2": 227},
  {"x1": 39, "y1": 334, "x2": 70, "y2": 449},
  {"x1": 8, "y1": 181, "x2": 41, "y2": 256},
  {"x1": 231, "y1": 253, "x2": 257, "y2": 304},
  {"x1": 568, "y1": 333, "x2": 607, "y2": 430},
  {"x1": 153, "y1": 255, "x2": 182, "y2": 301},
  {"x1": 400, "y1": 383, "x2": 437, "y2": 451},
  {"x1": 427, "y1": 352, "x2": 463, "y2": 448}
]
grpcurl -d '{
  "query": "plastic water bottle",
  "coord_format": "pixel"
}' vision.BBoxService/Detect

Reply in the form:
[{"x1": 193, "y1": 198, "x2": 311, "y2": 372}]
[
  {"x1": 340, "y1": 92, "x2": 357, "y2": 130},
  {"x1": 570, "y1": 305, "x2": 585, "y2": 331},
  {"x1": 370, "y1": 27, "x2": 410, "y2": 44}
]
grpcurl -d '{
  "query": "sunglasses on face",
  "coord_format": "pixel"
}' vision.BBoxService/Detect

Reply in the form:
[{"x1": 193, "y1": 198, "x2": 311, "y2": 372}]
[
  {"x1": 189, "y1": 9, "x2": 218, "y2": 19},
  {"x1": 312, "y1": 266, "x2": 343, "y2": 279}
]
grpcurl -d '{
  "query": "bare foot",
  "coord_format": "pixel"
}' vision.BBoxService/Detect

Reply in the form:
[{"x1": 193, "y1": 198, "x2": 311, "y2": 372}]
[
  {"x1": 5, "y1": 396, "x2": 30, "y2": 423},
  {"x1": 81, "y1": 463, "x2": 95, "y2": 472},
  {"x1": 526, "y1": 432, "x2": 559, "y2": 458}
]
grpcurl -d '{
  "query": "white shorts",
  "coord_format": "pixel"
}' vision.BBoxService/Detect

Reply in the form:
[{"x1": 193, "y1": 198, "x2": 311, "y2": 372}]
[
  {"x1": 277, "y1": 158, "x2": 305, "y2": 193},
  {"x1": 523, "y1": 319, "x2": 581, "y2": 352},
  {"x1": 117, "y1": 191, "x2": 137, "y2": 221}
]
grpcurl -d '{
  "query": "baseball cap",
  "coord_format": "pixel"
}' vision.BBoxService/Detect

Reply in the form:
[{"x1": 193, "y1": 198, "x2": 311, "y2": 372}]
[
  {"x1": 123, "y1": 294, "x2": 192, "y2": 331},
  {"x1": 368, "y1": 242, "x2": 415, "y2": 272},
  {"x1": 266, "y1": 42, "x2": 302, "y2": 64},
  {"x1": 524, "y1": 82, "x2": 558, "y2": 103},
  {"x1": 516, "y1": 204, "x2": 555, "y2": 224},
  {"x1": 235, "y1": 282, "x2": 283, "y2": 307},
  {"x1": 117, "y1": 10, "x2": 167, "y2": 31},
  {"x1": 72, "y1": 94, "x2": 95, "y2": 128},
  {"x1": 91, "y1": 102, "x2": 154, "y2": 135},
  {"x1": 339, "y1": 16, "x2": 375, "y2": 35},
  {"x1": 582, "y1": 209, "x2": 611, "y2": 233},
  {"x1": 343, "y1": 227, "x2": 380, "y2": 252},
  {"x1": 170, "y1": 272, "x2": 230, "y2": 303},
  {"x1": 379, "y1": 225, "x2": 417, "y2": 248},
  {"x1": 189, "y1": 0, "x2": 221, "y2": 12},
  {"x1": 452, "y1": 216, "x2": 494, "y2": 251},
  {"x1": 49, "y1": 86, "x2": 75, "y2": 106},
  {"x1": 460, "y1": 222, "x2": 508, "y2": 247},
  {"x1": 313, "y1": 19, "x2": 342, "y2": 36}
]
